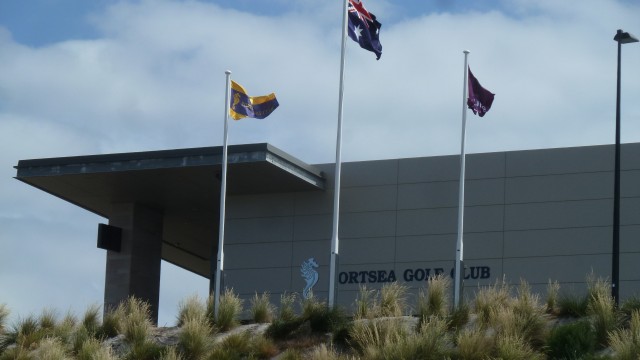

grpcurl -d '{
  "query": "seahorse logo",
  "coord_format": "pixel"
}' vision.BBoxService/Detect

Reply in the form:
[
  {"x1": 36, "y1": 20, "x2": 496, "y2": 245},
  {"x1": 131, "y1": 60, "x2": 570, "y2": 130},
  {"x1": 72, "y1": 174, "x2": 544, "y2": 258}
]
[{"x1": 300, "y1": 257, "x2": 319, "y2": 299}]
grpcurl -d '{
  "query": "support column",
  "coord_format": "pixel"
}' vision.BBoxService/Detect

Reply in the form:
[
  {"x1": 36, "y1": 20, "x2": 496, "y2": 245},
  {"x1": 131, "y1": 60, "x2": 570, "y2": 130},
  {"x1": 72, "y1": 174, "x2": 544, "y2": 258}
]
[{"x1": 104, "y1": 203, "x2": 163, "y2": 324}]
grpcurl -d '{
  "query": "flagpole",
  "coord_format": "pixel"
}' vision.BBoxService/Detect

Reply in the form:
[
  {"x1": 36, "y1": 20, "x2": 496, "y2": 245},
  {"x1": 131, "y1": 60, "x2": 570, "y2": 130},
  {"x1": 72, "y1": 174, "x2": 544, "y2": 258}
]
[
  {"x1": 214, "y1": 69, "x2": 232, "y2": 321},
  {"x1": 328, "y1": 0, "x2": 350, "y2": 309},
  {"x1": 454, "y1": 51, "x2": 470, "y2": 309}
]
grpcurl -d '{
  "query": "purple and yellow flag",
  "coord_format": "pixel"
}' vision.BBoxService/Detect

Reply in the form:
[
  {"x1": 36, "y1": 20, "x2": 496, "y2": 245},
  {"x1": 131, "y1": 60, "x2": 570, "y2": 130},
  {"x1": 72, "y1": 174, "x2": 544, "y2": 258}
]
[
  {"x1": 229, "y1": 81, "x2": 279, "y2": 120},
  {"x1": 467, "y1": 67, "x2": 495, "y2": 117}
]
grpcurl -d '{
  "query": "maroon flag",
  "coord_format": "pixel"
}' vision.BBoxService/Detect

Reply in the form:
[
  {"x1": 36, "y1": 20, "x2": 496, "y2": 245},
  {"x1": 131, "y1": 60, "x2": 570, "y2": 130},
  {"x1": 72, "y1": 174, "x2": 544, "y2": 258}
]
[{"x1": 467, "y1": 67, "x2": 494, "y2": 117}]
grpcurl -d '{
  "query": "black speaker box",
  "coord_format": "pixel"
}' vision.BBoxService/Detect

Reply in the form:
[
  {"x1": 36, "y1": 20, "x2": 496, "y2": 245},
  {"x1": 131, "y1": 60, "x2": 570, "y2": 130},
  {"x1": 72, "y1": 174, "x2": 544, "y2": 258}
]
[{"x1": 97, "y1": 223, "x2": 122, "y2": 252}]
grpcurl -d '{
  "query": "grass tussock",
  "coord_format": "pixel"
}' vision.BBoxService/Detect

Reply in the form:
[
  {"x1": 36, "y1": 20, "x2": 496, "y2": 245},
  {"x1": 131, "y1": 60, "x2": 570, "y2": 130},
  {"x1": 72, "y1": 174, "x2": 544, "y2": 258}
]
[
  {"x1": 417, "y1": 274, "x2": 451, "y2": 321},
  {"x1": 608, "y1": 309, "x2": 640, "y2": 359},
  {"x1": 4, "y1": 275, "x2": 640, "y2": 359},
  {"x1": 250, "y1": 292, "x2": 275, "y2": 324}
]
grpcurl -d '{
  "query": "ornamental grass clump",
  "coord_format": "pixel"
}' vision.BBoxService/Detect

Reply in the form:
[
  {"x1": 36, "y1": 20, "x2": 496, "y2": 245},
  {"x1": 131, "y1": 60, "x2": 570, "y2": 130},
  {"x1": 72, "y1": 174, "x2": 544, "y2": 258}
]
[
  {"x1": 76, "y1": 337, "x2": 117, "y2": 360},
  {"x1": 417, "y1": 274, "x2": 451, "y2": 322},
  {"x1": 349, "y1": 317, "x2": 408, "y2": 355},
  {"x1": 455, "y1": 327, "x2": 493, "y2": 360},
  {"x1": 98, "y1": 304, "x2": 125, "y2": 339},
  {"x1": 494, "y1": 333, "x2": 544, "y2": 360},
  {"x1": 586, "y1": 275, "x2": 618, "y2": 346},
  {"x1": 379, "y1": 282, "x2": 408, "y2": 317},
  {"x1": 0, "y1": 304, "x2": 8, "y2": 335},
  {"x1": 33, "y1": 337, "x2": 68, "y2": 360},
  {"x1": 250, "y1": 292, "x2": 275, "y2": 324},
  {"x1": 354, "y1": 286, "x2": 378, "y2": 320},
  {"x1": 177, "y1": 294, "x2": 207, "y2": 327},
  {"x1": 474, "y1": 277, "x2": 511, "y2": 328},
  {"x1": 120, "y1": 296, "x2": 154, "y2": 346},
  {"x1": 609, "y1": 309, "x2": 640, "y2": 360},
  {"x1": 545, "y1": 280, "x2": 560, "y2": 314},
  {"x1": 177, "y1": 316, "x2": 214, "y2": 360},
  {"x1": 214, "y1": 289, "x2": 244, "y2": 332}
]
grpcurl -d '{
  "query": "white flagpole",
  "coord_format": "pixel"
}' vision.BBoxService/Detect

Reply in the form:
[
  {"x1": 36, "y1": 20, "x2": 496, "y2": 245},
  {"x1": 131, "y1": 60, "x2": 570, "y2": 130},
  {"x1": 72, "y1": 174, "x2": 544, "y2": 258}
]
[
  {"x1": 214, "y1": 69, "x2": 232, "y2": 320},
  {"x1": 454, "y1": 51, "x2": 470, "y2": 308},
  {"x1": 328, "y1": 0, "x2": 350, "y2": 309}
]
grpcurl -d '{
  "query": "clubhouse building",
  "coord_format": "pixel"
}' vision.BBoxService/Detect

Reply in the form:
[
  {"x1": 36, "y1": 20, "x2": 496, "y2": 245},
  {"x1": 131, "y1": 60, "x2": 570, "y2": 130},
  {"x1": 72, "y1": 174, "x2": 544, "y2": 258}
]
[{"x1": 14, "y1": 142, "x2": 640, "y2": 322}]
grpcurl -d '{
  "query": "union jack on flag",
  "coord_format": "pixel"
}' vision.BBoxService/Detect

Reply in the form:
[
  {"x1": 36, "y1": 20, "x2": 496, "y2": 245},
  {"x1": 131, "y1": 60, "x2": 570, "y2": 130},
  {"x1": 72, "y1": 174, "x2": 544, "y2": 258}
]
[{"x1": 347, "y1": 0, "x2": 382, "y2": 60}]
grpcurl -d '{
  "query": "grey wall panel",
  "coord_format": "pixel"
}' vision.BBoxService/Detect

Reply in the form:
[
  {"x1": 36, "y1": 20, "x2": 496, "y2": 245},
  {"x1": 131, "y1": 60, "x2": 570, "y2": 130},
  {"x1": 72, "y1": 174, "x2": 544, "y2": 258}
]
[
  {"x1": 620, "y1": 253, "x2": 640, "y2": 281},
  {"x1": 506, "y1": 173, "x2": 613, "y2": 204},
  {"x1": 397, "y1": 181, "x2": 458, "y2": 209},
  {"x1": 620, "y1": 281, "x2": 640, "y2": 300},
  {"x1": 622, "y1": 170, "x2": 640, "y2": 197},
  {"x1": 503, "y1": 254, "x2": 610, "y2": 284},
  {"x1": 341, "y1": 185, "x2": 398, "y2": 213},
  {"x1": 293, "y1": 214, "x2": 331, "y2": 241},
  {"x1": 224, "y1": 267, "x2": 292, "y2": 295},
  {"x1": 621, "y1": 197, "x2": 640, "y2": 225},
  {"x1": 621, "y1": 225, "x2": 640, "y2": 252},
  {"x1": 226, "y1": 193, "x2": 294, "y2": 219},
  {"x1": 225, "y1": 242, "x2": 293, "y2": 270},
  {"x1": 396, "y1": 206, "x2": 503, "y2": 235},
  {"x1": 464, "y1": 232, "x2": 504, "y2": 260},
  {"x1": 294, "y1": 191, "x2": 333, "y2": 215},
  {"x1": 341, "y1": 159, "x2": 399, "y2": 187},
  {"x1": 292, "y1": 240, "x2": 330, "y2": 269},
  {"x1": 465, "y1": 152, "x2": 506, "y2": 179},
  {"x1": 622, "y1": 143, "x2": 640, "y2": 170},
  {"x1": 399, "y1": 155, "x2": 459, "y2": 183},
  {"x1": 465, "y1": 205, "x2": 504, "y2": 233},
  {"x1": 396, "y1": 234, "x2": 456, "y2": 262},
  {"x1": 397, "y1": 179, "x2": 504, "y2": 210},
  {"x1": 504, "y1": 199, "x2": 612, "y2": 231},
  {"x1": 340, "y1": 211, "x2": 397, "y2": 238},
  {"x1": 395, "y1": 232, "x2": 503, "y2": 263},
  {"x1": 397, "y1": 208, "x2": 457, "y2": 236},
  {"x1": 504, "y1": 227, "x2": 611, "y2": 257},
  {"x1": 340, "y1": 237, "x2": 396, "y2": 265},
  {"x1": 225, "y1": 216, "x2": 293, "y2": 244},
  {"x1": 506, "y1": 145, "x2": 613, "y2": 176}
]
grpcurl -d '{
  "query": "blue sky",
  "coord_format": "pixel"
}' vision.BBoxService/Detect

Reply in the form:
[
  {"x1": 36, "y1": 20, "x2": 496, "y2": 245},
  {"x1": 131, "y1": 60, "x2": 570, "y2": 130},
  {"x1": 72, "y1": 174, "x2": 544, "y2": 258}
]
[{"x1": 1, "y1": 0, "x2": 639, "y2": 326}]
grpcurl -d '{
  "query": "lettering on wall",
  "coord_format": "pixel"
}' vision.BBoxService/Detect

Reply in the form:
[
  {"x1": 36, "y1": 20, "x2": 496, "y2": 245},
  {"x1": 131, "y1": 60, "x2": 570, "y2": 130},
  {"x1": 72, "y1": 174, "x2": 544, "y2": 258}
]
[{"x1": 338, "y1": 266, "x2": 491, "y2": 285}]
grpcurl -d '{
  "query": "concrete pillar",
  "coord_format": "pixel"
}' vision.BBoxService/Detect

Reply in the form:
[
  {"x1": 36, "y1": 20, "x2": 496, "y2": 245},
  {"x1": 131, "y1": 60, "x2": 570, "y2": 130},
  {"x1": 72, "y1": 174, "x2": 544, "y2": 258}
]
[{"x1": 104, "y1": 203, "x2": 163, "y2": 324}]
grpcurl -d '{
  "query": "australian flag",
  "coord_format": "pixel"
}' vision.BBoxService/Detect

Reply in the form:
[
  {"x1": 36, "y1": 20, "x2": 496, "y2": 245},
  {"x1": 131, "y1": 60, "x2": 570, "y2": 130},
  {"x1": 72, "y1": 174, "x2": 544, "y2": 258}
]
[
  {"x1": 347, "y1": 0, "x2": 382, "y2": 60},
  {"x1": 467, "y1": 67, "x2": 495, "y2": 117}
]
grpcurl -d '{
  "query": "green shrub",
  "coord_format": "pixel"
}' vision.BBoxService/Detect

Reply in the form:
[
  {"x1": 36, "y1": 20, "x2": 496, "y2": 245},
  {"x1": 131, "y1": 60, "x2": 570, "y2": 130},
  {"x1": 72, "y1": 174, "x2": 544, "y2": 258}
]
[
  {"x1": 557, "y1": 294, "x2": 589, "y2": 317},
  {"x1": 177, "y1": 294, "x2": 206, "y2": 327},
  {"x1": 265, "y1": 317, "x2": 305, "y2": 340},
  {"x1": 546, "y1": 320, "x2": 596, "y2": 360},
  {"x1": 250, "y1": 292, "x2": 275, "y2": 324},
  {"x1": 124, "y1": 341, "x2": 165, "y2": 360}
]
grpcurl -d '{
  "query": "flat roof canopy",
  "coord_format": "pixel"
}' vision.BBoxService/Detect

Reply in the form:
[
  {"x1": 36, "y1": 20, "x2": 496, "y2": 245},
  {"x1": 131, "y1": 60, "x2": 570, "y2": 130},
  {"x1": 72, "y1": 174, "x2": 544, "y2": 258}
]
[{"x1": 15, "y1": 143, "x2": 325, "y2": 278}]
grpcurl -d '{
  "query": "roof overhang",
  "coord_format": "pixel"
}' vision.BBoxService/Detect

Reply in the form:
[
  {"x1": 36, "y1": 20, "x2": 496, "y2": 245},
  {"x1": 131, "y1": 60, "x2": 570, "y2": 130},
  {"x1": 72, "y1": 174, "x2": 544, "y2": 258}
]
[{"x1": 15, "y1": 143, "x2": 325, "y2": 277}]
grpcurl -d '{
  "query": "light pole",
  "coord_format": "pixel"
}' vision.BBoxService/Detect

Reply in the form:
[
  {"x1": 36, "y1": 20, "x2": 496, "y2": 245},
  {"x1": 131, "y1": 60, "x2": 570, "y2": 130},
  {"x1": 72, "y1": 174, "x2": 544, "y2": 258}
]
[{"x1": 612, "y1": 29, "x2": 638, "y2": 305}]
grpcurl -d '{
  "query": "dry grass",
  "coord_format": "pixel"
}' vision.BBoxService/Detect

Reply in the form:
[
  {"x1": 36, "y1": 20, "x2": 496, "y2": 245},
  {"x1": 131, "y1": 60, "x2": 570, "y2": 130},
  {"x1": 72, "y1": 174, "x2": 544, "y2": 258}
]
[
  {"x1": 609, "y1": 309, "x2": 640, "y2": 359},
  {"x1": 177, "y1": 294, "x2": 207, "y2": 327},
  {"x1": 250, "y1": 292, "x2": 275, "y2": 324}
]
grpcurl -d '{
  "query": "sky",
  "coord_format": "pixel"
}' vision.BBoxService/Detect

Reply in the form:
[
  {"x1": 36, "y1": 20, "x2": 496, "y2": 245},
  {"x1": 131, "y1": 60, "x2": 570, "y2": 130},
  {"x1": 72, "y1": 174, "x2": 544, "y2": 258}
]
[{"x1": 1, "y1": 0, "x2": 639, "y2": 326}]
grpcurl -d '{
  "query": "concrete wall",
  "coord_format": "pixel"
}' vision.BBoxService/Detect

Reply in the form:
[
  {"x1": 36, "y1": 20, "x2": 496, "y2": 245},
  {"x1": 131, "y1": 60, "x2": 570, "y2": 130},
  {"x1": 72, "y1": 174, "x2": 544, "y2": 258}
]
[{"x1": 222, "y1": 143, "x2": 640, "y2": 312}]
